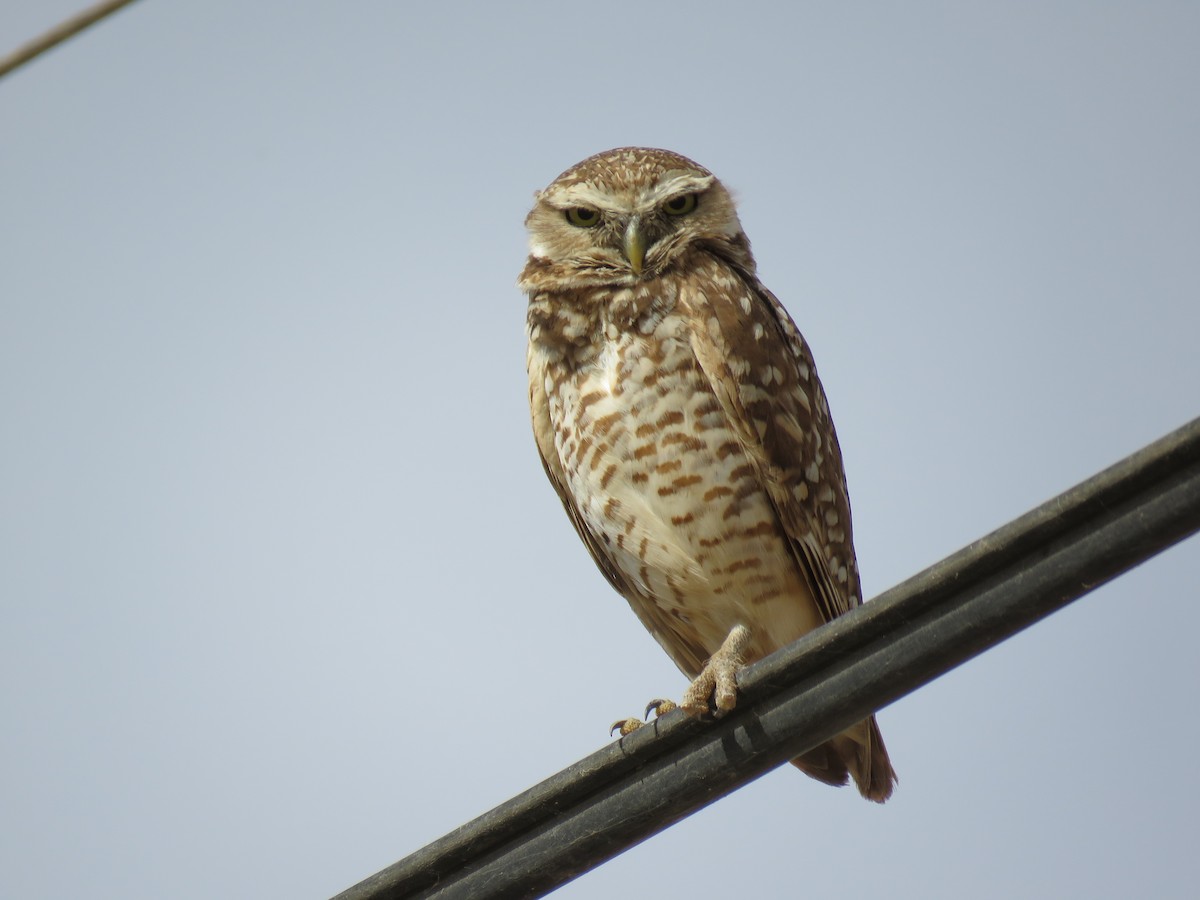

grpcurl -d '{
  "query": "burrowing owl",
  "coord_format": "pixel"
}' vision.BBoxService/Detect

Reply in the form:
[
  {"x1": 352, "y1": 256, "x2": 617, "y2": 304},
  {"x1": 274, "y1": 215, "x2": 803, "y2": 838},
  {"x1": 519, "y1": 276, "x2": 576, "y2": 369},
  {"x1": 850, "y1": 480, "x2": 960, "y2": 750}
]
[{"x1": 521, "y1": 147, "x2": 895, "y2": 802}]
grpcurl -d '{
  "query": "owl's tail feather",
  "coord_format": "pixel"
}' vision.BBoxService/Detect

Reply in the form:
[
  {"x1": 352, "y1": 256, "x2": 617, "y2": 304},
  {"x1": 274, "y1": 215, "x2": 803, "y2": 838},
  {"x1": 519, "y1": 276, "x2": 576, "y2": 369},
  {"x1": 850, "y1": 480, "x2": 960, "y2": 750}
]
[
  {"x1": 790, "y1": 715, "x2": 897, "y2": 803},
  {"x1": 790, "y1": 744, "x2": 851, "y2": 788},
  {"x1": 855, "y1": 715, "x2": 897, "y2": 803}
]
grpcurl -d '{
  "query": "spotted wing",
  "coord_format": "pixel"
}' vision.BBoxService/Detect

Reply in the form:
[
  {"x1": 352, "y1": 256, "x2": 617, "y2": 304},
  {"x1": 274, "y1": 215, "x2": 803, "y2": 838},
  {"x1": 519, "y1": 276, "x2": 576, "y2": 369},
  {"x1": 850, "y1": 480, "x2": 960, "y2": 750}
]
[{"x1": 683, "y1": 255, "x2": 862, "y2": 624}]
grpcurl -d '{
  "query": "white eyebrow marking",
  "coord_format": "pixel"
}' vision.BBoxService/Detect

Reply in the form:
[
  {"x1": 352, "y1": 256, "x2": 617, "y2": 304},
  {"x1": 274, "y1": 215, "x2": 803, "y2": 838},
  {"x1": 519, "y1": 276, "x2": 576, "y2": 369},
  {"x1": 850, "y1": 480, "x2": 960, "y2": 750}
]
[
  {"x1": 638, "y1": 173, "x2": 714, "y2": 207},
  {"x1": 544, "y1": 173, "x2": 715, "y2": 214}
]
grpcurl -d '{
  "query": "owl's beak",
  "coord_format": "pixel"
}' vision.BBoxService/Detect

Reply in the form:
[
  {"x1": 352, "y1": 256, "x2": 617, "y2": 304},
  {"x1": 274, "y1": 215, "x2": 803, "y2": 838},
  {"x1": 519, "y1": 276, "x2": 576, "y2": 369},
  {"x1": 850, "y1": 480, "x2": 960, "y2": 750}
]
[{"x1": 623, "y1": 218, "x2": 646, "y2": 276}]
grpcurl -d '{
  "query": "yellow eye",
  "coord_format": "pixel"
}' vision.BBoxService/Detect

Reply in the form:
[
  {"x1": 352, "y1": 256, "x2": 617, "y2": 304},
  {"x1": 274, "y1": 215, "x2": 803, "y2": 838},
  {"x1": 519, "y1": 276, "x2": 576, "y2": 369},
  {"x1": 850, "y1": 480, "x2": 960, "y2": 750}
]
[
  {"x1": 663, "y1": 193, "x2": 698, "y2": 216},
  {"x1": 565, "y1": 207, "x2": 601, "y2": 228}
]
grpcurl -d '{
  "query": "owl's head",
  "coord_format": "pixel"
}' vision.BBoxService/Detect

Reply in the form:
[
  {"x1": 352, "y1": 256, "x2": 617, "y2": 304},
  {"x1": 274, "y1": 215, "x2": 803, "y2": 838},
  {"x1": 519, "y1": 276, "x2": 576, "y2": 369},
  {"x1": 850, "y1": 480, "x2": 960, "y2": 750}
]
[{"x1": 521, "y1": 147, "x2": 753, "y2": 291}]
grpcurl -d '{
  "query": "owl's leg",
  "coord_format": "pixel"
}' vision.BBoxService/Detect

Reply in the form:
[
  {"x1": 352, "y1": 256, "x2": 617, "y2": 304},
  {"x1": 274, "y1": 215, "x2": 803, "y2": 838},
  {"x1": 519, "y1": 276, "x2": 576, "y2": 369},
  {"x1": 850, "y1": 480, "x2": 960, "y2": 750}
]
[
  {"x1": 679, "y1": 623, "x2": 751, "y2": 715},
  {"x1": 610, "y1": 624, "x2": 752, "y2": 737}
]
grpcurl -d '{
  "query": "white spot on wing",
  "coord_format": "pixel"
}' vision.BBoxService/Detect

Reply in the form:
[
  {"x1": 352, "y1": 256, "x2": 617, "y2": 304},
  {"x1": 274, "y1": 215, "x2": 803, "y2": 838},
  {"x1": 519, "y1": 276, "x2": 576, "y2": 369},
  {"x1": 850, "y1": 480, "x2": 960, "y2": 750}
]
[{"x1": 597, "y1": 342, "x2": 619, "y2": 395}]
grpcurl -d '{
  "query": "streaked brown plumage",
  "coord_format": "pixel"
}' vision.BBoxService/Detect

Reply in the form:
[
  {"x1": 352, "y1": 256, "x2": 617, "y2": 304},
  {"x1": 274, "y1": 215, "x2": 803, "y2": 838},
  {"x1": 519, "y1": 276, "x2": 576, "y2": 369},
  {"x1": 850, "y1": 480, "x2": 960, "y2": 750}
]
[{"x1": 521, "y1": 147, "x2": 896, "y2": 801}]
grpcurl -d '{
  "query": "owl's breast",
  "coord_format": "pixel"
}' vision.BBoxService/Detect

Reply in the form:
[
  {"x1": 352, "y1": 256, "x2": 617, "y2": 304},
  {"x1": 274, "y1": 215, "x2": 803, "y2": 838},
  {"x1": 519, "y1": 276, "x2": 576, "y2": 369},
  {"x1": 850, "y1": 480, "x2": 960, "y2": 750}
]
[{"x1": 540, "y1": 305, "x2": 819, "y2": 661}]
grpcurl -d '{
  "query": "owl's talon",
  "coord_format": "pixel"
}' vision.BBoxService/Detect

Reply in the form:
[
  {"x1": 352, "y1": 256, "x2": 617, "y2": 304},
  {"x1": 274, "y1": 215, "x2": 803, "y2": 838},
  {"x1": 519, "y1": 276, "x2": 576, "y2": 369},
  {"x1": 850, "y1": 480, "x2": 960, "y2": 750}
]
[
  {"x1": 681, "y1": 624, "x2": 751, "y2": 716},
  {"x1": 644, "y1": 698, "x2": 676, "y2": 719},
  {"x1": 611, "y1": 717, "x2": 644, "y2": 737},
  {"x1": 612, "y1": 698, "x2": 676, "y2": 737}
]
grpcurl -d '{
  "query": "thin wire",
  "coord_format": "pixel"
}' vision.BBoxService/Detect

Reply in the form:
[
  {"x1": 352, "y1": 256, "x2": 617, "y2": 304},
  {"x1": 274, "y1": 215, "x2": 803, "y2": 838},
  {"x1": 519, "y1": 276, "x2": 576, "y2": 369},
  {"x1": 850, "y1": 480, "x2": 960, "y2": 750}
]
[{"x1": 0, "y1": 0, "x2": 142, "y2": 80}]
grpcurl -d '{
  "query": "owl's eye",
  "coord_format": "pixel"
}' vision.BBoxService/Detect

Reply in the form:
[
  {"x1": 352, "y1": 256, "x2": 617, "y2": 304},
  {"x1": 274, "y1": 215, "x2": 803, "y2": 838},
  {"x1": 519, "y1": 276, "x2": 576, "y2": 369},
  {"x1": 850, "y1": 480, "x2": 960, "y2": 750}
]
[
  {"x1": 663, "y1": 193, "x2": 698, "y2": 216},
  {"x1": 565, "y1": 207, "x2": 601, "y2": 228}
]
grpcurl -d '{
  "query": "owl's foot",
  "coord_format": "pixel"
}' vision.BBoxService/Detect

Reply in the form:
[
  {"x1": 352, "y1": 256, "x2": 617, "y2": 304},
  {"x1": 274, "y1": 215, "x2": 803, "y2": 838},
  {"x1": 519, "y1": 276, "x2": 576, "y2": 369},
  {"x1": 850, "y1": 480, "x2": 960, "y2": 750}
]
[
  {"x1": 610, "y1": 625, "x2": 752, "y2": 737},
  {"x1": 610, "y1": 698, "x2": 678, "y2": 737},
  {"x1": 679, "y1": 623, "x2": 751, "y2": 716}
]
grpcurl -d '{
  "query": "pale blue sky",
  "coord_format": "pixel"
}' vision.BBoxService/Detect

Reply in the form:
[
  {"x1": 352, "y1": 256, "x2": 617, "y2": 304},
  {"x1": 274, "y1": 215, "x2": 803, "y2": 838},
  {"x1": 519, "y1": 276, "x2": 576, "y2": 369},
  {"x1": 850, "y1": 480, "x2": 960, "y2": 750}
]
[{"x1": 2, "y1": 3, "x2": 1198, "y2": 898}]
